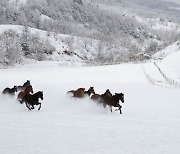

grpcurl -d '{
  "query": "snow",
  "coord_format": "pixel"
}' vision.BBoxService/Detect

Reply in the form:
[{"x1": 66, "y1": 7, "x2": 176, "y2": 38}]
[
  {"x1": 152, "y1": 41, "x2": 180, "y2": 82},
  {"x1": 9, "y1": 0, "x2": 27, "y2": 8},
  {"x1": 136, "y1": 16, "x2": 179, "y2": 31},
  {"x1": 0, "y1": 48, "x2": 180, "y2": 154},
  {"x1": 1, "y1": 13, "x2": 180, "y2": 153},
  {"x1": 152, "y1": 41, "x2": 180, "y2": 60}
]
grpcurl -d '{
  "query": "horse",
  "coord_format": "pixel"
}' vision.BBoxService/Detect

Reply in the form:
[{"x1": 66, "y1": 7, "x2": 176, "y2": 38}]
[
  {"x1": 17, "y1": 85, "x2": 34, "y2": 104},
  {"x1": 73, "y1": 88, "x2": 85, "y2": 98},
  {"x1": 73, "y1": 87, "x2": 95, "y2": 98},
  {"x1": 102, "y1": 93, "x2": 124, "y2": 114},
  {"x1": 2, "y1": 86, "x2": 17, "y2": 96},
  {"x1": 23, "y1": 91, "x2": 43, "y2": 110},
  {"x1": 91, "y1": 89, "x2": 112, "y2": 102},
  {"x1": 84, "y1": 87, "x2": 95, "y2": 97},
  {"x1": 17, "y1": 80, "x2": 31, "y2": 91}
]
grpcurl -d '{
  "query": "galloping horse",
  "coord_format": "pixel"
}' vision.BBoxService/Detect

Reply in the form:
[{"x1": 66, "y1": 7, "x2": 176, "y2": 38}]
[
  {"x1": 23, "y1": 91, "x2": 43, "y2": 110},
  {"x1": 73, "y1": 88, "x2": 85, "y2": 98},
  {"x1": 102, "y1": 92, "x2": 124, "y2": 114},
  {"x1": 84, "y1": 87, "x2": 95, "y2": 97},
  {"x1": 17, "y1": 80, "x2": 31, "y2": 91},
  {"x1": 17, "y1": 85, "x2": 34, "y2": 104},
  {"x1": 91, "y1": 89, "x2": 124, "y2": 114},
  {"x1": 91, "y1": 89, "x2": 112, "y2": 101},
  {"x1": 2, "y1": 86, "x2": 17, "y2": 96},
  {"x1": 73, "y1": 87, "x2": 95, "y2": 98},
  {"x1": 68, "y1": 87, "x2": 95, "y2": 98}
]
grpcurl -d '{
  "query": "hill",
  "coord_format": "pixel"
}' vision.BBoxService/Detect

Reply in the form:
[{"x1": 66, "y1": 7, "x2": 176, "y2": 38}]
[{"x1": 0, "y1": 0, "x2": 180, "y2": 67}]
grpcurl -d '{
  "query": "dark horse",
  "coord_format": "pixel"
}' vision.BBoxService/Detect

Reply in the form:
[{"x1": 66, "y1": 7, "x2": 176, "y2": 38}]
[
  {"x1": 2, "y1": 85, "x2": 17, "y2": 96},
  {"x1": 17, "y1": 80, "x2": 31, "y2": 91},
  {"x1": 102, "y1": 92, "x2": 124, "y2": 114},
  {"x1": 84, "y1": 87, "x2": 95, "y2": 97},
  {"x1": 23, "y1": 91, "x2": 43, "y2": 110}
]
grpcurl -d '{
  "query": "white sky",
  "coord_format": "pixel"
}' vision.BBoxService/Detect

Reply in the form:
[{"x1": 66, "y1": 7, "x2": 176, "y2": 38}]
[{"x1": 165, "y1": 0, "x2": 180, "y2": 4}]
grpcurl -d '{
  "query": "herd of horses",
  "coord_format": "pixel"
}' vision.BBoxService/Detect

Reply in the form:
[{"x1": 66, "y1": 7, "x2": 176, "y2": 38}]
[
  {"x1": 2, "y1": 80, "x2": 43, "y2": 111},
  {"x1": 67, "y1": 87, "x2": 124, "y2": 114},
  {"x1": 2, "y1": 80, "x2": 125, "y2": 114}
]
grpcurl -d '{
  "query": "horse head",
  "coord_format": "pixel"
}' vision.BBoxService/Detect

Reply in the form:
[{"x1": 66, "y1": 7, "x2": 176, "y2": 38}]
[
  {"x1": 115, "y1": 93, "x2": 124, "y2": 103},
  {"x1": 89, "y1": 87, "x2": 95, "y2": 94},
  {"x1": 86, "y1": 87, "x2": 95, "y2": 96},
  {"x1": 23, "y1": 80, "x2": 31, "y2": 86},
  {"x1": 13, "y1": 86, "x2": 18, "y2": 92},
  {"x1": 25, "y1": 85, "x2": 33, "y2": 94},
  {"x1": 39, "y1": 91, "x2": 44, "y2": 100}
]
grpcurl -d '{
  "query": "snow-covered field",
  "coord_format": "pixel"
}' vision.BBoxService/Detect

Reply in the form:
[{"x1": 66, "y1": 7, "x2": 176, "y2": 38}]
[{"x1": 0, "y1": 52, "x2": 180, "y2": 154}]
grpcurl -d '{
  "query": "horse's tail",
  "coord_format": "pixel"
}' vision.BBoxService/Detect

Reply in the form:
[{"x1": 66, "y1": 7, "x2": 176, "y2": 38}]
[
  {"x1": 67, "y1": 90, "x2": 75, "y2": 94},
  {"x1": 2, "y1": 88, "x2": 7, "y2": 94}
]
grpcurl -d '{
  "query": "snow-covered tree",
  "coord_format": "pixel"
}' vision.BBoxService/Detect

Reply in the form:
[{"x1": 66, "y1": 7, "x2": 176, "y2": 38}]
[{"x1": 0, "y1": 30, "x2": 22, "y2": 65}]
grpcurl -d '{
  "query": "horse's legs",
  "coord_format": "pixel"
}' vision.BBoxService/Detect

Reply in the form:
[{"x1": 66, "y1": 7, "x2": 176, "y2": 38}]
[
  {"x1": 115, "y1": 106, "x2": 122, "y2": 114},
  {"x1": 19, "y1": 98, "x2": 25, "y2": 104},
  {"x1": 31, "y1": 105, "x2": 34, "y2": 110},
  {"x1": 110, "y1": 106, "x2": 112, "y2": 112},
  {"x1": 37, "y1": 103, "x2": 41, "y2": 110},
  {"x1": 119, "y1": 106, "x2": 122, "y2": 114},
  {"x1": 25, "y1": 102, "x2": 31, "y2": 110},
  {"x1": 103, "y1": 102, "x2": 106, "y2": 108}
]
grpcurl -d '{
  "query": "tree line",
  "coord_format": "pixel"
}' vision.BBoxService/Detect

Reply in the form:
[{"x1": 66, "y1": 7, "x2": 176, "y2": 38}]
[{"x1": 0, "y1": 0, "x2": 180, "y2": 66}]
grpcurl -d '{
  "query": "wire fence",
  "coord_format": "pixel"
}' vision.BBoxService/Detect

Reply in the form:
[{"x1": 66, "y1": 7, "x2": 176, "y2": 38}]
[
  {"x1": 153, "y1": 62, "x2": 180, "y2": 88},
  {"x1": 142, "y1": 64, "x2": 180, "y2": 89}
]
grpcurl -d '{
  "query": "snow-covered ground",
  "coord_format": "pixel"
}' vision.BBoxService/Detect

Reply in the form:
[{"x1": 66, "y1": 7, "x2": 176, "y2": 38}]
[{"x1": 0, "y1": 46, "x2": 180, "y2": 154}]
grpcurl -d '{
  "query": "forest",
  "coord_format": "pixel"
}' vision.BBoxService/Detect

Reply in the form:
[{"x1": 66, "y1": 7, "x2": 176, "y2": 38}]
[{"x1": 0, "y1": 0, "x2": 180, "y2": 66}]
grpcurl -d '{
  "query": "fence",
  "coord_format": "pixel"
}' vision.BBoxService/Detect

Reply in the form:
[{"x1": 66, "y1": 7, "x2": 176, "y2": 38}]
[
  {"x1": 142, "y1": 64, "x2": 180, "y2": 89},
  {"x1": 153, "y1": 62, "x2": 180, "y2": 88}
]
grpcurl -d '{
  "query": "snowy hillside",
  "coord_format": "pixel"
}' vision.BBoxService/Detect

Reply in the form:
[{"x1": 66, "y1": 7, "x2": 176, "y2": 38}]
[
  {"x1": 0, "y1": 24, "x2": 130, "y2": 67},
  {"x1": 1, "y1": 0, "x2": 180, "y2": 67},
  {"x1": 0, "y1": 25, "x2": 97, "y2": 67},
  {"x1": 153, "y1": 42, "x2": 180, "y2": 82}
]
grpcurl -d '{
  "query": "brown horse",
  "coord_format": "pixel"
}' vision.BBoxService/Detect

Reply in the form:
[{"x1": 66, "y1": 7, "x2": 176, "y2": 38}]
[
  {"x1": 2, "y1": 86, "x2": 17, "y2": 96},
  {"x1": 17, "y1": 85, "x2": 34, "y2": 104},
  {"x1": 91, "y1": 89, "x2": 112, "y2": 101},
  {"x1": 68, "y1": 87, "x2": 95, "y2": 98},
  {"x1": 91, "y1": 89, "x2": 124, "y2": 114},
  {"x1": 73, "y1": 88, "x2": 85, "y2": 98}
]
